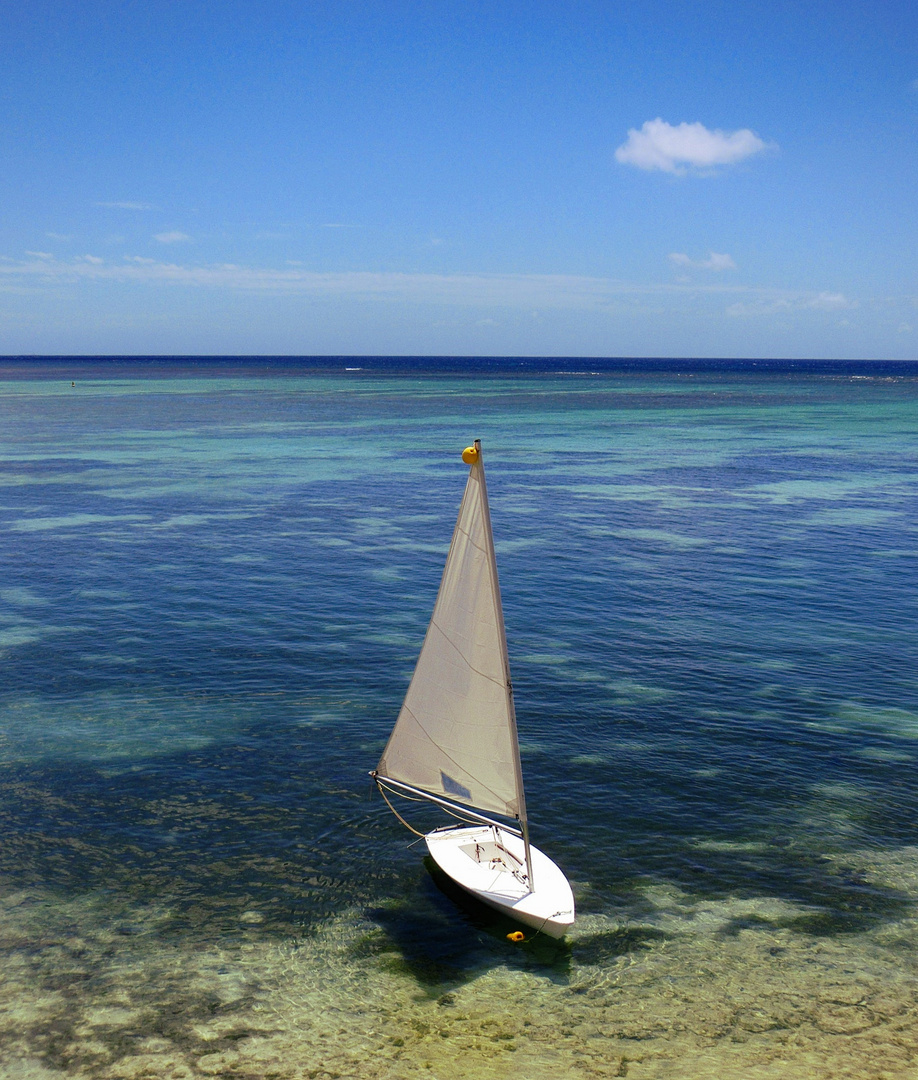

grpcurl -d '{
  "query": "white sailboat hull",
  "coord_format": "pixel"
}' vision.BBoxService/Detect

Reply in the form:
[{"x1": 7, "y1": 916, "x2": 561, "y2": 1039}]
[{"x1": 425, "y1": 824, "x2": 575, "y2": 939}]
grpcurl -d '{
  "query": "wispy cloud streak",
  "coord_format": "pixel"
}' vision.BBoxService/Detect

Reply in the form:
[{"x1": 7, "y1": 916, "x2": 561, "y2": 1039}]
[
  {"x1": 96, "y1": 201, "x2": 157, "y2": 210},
  {"x1": 0, "y1": 253, "x2": 861, "y2": 317},
  {"x1": 727, "y1": 292, "x2": 857, "y2": 316}
]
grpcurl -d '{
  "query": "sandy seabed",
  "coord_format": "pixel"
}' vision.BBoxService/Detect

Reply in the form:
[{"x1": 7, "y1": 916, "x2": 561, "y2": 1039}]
[{"x1": 2, "y1": 847, "x2": 918, "y2": 1080}]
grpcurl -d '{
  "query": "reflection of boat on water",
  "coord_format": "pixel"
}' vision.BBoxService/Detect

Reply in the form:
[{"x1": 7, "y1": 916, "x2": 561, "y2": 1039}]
[{"x1": 372, "y1": 440, "x2": 575, "y2": 938}]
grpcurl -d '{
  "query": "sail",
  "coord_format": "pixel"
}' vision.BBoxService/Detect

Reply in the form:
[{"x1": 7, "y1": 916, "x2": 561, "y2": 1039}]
[{"x1": 377, "y1": 445, "x2": 526, "y2": 821}]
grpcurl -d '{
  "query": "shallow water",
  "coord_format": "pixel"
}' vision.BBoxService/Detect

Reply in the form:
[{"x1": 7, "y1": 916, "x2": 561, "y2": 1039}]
[{"x1": 2, "y1": 358, "x2": 918, "y2": 1078}]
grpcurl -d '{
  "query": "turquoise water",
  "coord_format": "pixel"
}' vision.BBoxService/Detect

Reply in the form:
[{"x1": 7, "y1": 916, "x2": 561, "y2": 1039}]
[{"x1": 2, "y1": 359, "x2": 918, "y2": 1078}]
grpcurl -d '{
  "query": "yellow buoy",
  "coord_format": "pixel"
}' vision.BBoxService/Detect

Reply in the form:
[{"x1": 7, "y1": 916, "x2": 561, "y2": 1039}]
[
  {"x1": 461, "y1": 445, "x2": 479, "y2": 465},
  {"x1": 506, "y1": 931, "x2": 525, "y2": 942}
]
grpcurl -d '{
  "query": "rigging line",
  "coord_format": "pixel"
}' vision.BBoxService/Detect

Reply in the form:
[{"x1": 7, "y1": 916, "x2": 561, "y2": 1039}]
[
  {"x1": 376, "y1": 779, "x2": 425, "y2": 838},
  {"x1": 523, "y1": 909, "x2": 568, "y2": 942},
  {"x1": 377, "y1": 777, "x2": 481, "y2": 827},
  {"x1": 438, "y1": 799, "x2": 491, "y2": 827},
  {"x1": 376, "y1": 775, "x2": 523, "y2": 835},
  {"x1": 379, "y1": 786, "x2": 429, "y2": 804}
]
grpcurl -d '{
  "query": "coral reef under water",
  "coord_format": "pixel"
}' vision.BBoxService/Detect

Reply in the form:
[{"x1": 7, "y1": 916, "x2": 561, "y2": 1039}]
[{"x1": 2, "y1": 846, "x2": 918, "y2": 1080}]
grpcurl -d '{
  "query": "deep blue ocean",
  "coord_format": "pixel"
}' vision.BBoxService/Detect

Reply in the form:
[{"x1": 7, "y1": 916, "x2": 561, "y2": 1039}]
[{"x1": 2, "y1": 357, "x2": 917, "y2": 1079}]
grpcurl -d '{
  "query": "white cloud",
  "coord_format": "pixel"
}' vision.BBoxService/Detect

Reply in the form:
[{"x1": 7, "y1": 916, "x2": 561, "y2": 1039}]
[
  {"x1": 669, "y1": 252, "x2": 737, "y2": 271},
  {"x1": 616, "y1": 119, "x2": 772, "y2": 174},
  {"x1": 96, "y1": 201, "x2": 156, "y2": 210},
  {"x1": 154, "y1": 231, "x2": 191, "y2": 244},
  {"x1": 78, "y1": 255, "x2": 104, "y2": 264},
  {"x1": 899, "y1": 322, "x2": 913, "y2": 333},
  {"x1": 806, "y1": 291, "x2": 852, "y2": 310},
  {"x1": 45, "y1": 232, "x2": 72, "y2": 241},
  {"x1": 25, "y1": 251, "x2": 54, "y2": 260}
]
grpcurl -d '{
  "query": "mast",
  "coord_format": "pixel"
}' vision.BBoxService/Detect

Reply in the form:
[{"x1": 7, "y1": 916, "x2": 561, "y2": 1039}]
[{"x1": 474, "y1": 440, "x2": 534, "y2": 888}]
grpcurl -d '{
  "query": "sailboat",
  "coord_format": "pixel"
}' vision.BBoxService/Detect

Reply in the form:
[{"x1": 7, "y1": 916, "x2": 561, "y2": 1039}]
[{"x1": 372, "y1": 440, "x2": 575, "y2": 938}]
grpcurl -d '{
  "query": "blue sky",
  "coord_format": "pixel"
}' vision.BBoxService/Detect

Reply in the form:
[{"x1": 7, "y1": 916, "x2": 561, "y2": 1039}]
[{"x1": 2, "y1": 0, "x2": 916, "y2": 357}]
